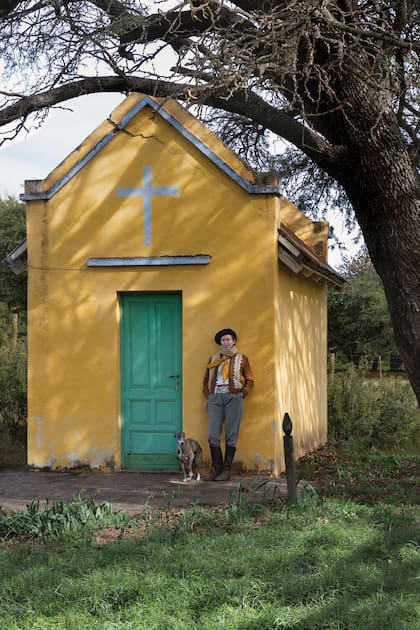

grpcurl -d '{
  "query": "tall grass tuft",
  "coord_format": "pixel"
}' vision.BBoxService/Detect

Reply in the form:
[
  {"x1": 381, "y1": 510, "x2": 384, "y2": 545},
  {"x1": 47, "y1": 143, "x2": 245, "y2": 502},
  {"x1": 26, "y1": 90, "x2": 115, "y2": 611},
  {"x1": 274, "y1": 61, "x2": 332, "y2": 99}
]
[{"x1": 0, "y1": 490, "x2": 137, "y2": 541}]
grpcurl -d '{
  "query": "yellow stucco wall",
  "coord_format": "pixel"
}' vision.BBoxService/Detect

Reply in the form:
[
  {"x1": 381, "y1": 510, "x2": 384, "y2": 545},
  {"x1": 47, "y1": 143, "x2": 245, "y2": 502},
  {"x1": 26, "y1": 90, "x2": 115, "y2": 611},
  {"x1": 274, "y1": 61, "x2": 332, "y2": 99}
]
[
  {"x1": 26, "y1": 95, "x2": 328, "y2": 473},
  {"x1": 274, "y1": 264, "x2": 328, "y2": 472}
]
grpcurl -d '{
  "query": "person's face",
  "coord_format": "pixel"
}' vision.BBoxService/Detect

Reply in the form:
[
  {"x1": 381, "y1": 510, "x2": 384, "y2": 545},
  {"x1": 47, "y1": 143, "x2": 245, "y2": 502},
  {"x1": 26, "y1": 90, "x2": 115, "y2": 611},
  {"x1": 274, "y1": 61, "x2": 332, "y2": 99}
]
[{"x1": 220, "y1": 334, "x2": 235, "y2": 350}]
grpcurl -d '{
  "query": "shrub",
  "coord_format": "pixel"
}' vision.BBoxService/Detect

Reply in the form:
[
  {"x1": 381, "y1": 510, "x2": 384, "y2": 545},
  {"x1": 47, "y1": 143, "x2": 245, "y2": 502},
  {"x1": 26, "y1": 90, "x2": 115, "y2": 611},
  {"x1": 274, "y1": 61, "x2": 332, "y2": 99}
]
[
  {"x1": 372, "y1": 379, "x2": 419, "y2": 448},
  {"x1": 0, "y1": 339, "x2": 27, "y2": 435},
  {"x1": 328, "y1": 363, "x2": 380, "y2": 440},
  {"x1": 328, "y1": 365, "x2": 419, "y2": 448}
]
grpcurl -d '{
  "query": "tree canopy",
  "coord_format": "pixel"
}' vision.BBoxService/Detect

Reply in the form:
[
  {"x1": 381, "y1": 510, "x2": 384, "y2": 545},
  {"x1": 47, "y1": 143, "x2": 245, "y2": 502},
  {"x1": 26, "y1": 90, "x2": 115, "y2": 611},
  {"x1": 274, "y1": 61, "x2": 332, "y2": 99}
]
[
  {"x1": 328, "y1": 252, "x2": 399, "y2": 364},
  {"x1": 0, "y1": 1, "x2": 419, "y2": 402}
]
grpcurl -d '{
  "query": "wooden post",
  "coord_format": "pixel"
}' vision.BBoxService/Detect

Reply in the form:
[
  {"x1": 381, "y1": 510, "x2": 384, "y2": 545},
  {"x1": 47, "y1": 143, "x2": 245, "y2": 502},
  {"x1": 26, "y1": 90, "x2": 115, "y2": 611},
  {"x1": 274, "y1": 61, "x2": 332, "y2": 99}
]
[
  {"x1": 330, "y1": 352, "x2": 335, "y2": 380},
  {"x1": 282, "y1": 413, "x2": 297, "y2": 502}
]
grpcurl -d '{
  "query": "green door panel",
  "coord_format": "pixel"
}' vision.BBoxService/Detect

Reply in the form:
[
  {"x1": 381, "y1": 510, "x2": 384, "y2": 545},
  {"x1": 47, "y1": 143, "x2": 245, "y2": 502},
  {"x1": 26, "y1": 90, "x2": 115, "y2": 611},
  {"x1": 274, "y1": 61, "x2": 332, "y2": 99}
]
[{"x1": 120, "y1": 293, "x2": 182, "y2": 470}]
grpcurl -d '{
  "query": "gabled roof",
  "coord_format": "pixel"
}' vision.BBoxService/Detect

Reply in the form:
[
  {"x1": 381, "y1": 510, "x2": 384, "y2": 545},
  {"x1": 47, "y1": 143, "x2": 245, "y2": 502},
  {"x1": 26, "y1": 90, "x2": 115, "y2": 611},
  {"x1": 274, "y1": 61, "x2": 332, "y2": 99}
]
[
  {"x1": 278, "y1": 224, "x2": 345, "y2": 289},
  {"x1": 11, "y1": 95, "x2": 344, "y2": 285},
  {"x1": 20, "y1": 94, "x2": 282, "y2": 202}
]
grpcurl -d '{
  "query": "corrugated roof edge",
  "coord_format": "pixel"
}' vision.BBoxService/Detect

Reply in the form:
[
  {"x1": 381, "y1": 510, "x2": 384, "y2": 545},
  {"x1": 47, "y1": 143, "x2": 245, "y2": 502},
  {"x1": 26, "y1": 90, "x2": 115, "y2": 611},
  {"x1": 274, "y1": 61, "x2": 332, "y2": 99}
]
[
  {"x1": 2, "y1": 238, "x2": 28, "y2": 274},
  {"x1": 278, "y1": 224, "x2": 345, "y2": 289}
]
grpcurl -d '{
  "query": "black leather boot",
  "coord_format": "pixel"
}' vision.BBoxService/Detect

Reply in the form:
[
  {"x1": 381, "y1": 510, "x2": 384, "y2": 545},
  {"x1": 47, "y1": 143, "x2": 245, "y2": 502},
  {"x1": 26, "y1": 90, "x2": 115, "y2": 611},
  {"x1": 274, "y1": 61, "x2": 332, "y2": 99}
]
[
  {"x1": 204, "y1": 445, "x2": 223, "y2": 481},
  {"x1": 215, "y1": 445, "x2": 236, "y2": 481}
]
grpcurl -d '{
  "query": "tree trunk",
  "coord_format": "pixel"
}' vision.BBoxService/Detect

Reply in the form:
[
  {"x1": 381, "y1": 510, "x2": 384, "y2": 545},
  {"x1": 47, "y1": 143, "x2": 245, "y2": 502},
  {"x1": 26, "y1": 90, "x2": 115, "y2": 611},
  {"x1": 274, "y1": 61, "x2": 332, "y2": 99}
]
[
  {"x1": 357, "y1": 193, "x2": 420, "y2": 405},
  {"x1": 337, "y1": 118, "x2": 420, "y2": 405}
]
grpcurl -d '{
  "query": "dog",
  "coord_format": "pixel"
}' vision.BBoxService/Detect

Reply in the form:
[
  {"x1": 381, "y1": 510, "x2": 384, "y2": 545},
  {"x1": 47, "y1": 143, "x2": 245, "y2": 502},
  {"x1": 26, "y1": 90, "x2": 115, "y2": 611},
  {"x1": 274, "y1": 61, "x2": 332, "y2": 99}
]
[{"x1": 174, "y1": 432, "x2": 202, "y2": 482}]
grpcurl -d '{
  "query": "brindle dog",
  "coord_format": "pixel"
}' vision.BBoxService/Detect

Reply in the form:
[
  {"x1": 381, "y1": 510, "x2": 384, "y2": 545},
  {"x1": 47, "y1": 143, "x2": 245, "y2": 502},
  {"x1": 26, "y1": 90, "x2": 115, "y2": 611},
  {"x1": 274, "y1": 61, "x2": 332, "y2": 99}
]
[{"x1": 174, "y1": 432, "x2": 202, "y2": 482}]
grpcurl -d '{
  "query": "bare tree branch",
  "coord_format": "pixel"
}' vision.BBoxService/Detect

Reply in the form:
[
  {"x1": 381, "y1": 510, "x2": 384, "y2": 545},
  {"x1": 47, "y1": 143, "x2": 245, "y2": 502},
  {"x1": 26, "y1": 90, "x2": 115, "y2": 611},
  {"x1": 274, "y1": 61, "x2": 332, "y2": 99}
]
[{"x1": 0, "y1": 74, "x2": 343, "y2": 173}]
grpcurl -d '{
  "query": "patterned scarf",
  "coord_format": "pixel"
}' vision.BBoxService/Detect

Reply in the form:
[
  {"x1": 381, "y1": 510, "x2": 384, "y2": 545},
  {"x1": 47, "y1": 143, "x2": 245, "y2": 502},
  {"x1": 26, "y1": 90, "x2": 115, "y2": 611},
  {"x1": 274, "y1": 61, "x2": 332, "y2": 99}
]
[{"x1": 207, "y1": 346, "x2": 238, "y2": 382}]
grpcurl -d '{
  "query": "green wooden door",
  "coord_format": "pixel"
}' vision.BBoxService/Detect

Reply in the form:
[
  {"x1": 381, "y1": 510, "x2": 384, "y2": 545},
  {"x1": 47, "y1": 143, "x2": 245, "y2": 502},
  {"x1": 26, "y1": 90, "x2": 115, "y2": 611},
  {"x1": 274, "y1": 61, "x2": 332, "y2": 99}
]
[{"x1": 120, "y1": 293, "x2": 182, "y2": 469}]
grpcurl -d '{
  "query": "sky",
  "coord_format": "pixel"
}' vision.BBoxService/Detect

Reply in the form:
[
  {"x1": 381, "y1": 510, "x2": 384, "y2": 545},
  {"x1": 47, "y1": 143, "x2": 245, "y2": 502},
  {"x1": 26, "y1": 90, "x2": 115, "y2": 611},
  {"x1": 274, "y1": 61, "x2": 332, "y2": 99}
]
[
  {"x1": 0, "y1": 92, "x2": 361, "y2": 269},
  {"x1": 0, "y1": 93, "x2": 123, "y2": 198}
]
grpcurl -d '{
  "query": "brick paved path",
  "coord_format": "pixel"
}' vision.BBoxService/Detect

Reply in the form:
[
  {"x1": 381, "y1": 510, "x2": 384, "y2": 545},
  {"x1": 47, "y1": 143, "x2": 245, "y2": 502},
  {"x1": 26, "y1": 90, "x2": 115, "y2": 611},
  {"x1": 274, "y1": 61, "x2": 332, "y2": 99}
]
[{"x1": 0, "y1": 469, "x2": 288, "y2": 514}]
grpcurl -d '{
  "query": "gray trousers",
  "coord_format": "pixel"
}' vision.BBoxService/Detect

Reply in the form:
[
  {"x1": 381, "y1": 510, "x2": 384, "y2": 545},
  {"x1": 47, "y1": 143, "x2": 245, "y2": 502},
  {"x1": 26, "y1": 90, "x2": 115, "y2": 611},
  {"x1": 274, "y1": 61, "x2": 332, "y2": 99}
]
[{"x1": 207, "y1": 393, "x2": 243, "y2": 448}]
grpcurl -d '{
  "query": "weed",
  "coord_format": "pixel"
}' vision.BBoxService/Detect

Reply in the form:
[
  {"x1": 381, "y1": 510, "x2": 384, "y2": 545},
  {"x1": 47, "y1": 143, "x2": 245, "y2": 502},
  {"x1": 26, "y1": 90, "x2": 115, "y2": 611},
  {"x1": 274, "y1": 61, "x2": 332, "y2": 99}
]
[
  {"x1": 161, "y1": 486, "x2": 180, "y2": 511},
  {"x1": 227, "y1": 477, "x2": 287, "y2": 508}
]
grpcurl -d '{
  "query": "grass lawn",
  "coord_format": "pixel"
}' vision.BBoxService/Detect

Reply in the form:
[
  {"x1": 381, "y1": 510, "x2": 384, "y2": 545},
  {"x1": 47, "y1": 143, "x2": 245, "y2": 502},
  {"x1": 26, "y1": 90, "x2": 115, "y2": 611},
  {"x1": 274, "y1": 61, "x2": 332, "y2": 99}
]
[{"x1": 0, "y1": 442, "x2": 419, "y2": 630}]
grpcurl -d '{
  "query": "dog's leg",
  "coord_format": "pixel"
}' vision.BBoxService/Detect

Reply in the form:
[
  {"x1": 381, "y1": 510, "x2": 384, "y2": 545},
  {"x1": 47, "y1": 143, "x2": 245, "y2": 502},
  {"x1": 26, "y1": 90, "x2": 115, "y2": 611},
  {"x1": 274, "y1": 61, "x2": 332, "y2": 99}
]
[
  {"x1": 186, "y1": 455, "x2": 193, "y2": 481},
  {"x1": 192, "y1": 457, "x2": 200, "y2": 481},
  {"x1": 180, "y1": 461, "x2": 187, "y2": 482},
  {"x1": 193, "y1": 448, "x2": 202, "y2": 481},
  {"x1": 177, "y1": 442, "x2": 188, "y2": 482}
]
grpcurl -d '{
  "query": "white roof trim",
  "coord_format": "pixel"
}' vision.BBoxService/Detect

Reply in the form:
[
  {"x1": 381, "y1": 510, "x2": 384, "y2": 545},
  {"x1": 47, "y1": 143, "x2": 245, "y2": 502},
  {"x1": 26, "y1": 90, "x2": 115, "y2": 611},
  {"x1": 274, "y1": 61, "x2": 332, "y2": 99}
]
[{"x1": 21, "y1": 96, "x2": 282, "y2": 201}]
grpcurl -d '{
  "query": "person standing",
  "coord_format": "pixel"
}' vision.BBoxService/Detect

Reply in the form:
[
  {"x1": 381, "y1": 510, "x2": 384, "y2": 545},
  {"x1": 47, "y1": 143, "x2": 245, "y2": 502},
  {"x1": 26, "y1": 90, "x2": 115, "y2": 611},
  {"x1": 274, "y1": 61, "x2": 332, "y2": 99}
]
[{"x1": 203, "y1": 328, "x2": 254, "y2": 481}]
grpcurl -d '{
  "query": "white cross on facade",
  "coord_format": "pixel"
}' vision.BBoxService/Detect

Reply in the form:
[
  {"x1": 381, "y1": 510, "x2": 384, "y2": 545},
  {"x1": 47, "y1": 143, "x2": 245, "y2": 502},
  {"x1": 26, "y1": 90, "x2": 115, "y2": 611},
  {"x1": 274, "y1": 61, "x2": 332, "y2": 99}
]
[{"x1": 117, "y1": 166, "x2": 179, "y2": 246}]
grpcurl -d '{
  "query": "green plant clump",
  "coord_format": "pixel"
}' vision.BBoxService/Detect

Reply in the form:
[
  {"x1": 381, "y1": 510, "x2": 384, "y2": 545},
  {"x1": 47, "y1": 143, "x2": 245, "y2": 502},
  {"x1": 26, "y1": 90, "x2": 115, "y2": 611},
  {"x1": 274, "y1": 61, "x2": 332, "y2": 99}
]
[{"x1": 0, "y1": 491, "x2": 137, "y2": 541}]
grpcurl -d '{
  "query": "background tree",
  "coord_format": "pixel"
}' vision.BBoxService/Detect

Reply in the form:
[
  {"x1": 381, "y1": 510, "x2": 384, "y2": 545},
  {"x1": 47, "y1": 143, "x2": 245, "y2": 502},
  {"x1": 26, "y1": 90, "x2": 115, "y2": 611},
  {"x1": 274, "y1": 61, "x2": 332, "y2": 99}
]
[
  {"x1": 328, "y1": 252, "x2": 399, "y2": 365},
  {"x1": 0, "y1": 1, "x2": 418, "y2": 402},
  {"x1": 0, "y1": 196, "x2": 27, "y2": 318}
]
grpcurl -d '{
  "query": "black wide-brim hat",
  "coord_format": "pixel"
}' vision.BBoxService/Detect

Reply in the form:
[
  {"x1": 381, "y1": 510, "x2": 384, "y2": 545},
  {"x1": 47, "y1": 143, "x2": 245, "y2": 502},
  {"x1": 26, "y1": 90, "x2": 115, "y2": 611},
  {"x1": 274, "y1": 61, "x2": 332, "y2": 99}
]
[{"x1": 214, "y1": 328, "x2": 237, "y2": 345}]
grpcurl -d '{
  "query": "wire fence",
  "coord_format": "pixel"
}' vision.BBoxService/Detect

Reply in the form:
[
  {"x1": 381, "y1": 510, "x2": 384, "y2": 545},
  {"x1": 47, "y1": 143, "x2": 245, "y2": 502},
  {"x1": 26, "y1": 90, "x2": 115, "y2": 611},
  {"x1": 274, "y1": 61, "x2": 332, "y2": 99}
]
[{"x1": 329, "y1": 352, "x2": 405, "y2": 379}]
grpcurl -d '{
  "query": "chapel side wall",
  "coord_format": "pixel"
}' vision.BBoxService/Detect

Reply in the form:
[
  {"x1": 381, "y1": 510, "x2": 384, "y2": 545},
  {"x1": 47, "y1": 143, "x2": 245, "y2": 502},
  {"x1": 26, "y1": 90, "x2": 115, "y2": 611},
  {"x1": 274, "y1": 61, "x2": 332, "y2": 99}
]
[
  {"x1": 275, "y1": 264, "x2": 328, "y2": 465},
  {"x1": 25, "y1": 103, "x2": 280, "y2": 471}
]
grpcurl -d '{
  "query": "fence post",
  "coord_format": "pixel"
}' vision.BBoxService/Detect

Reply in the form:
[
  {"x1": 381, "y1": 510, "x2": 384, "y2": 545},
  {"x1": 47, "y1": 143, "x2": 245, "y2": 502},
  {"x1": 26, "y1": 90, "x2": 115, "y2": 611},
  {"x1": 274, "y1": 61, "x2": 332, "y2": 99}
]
[
  {"x1": 282, "y1": 413, "x2": 297, "y2": 503},
  {"x1": 11, "y1": 312, "x2": 18, "y2": 349}
]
